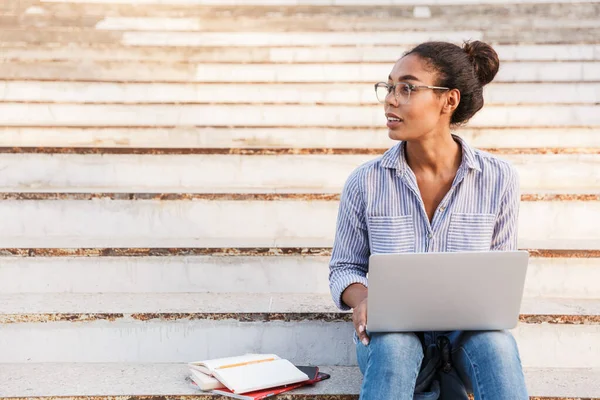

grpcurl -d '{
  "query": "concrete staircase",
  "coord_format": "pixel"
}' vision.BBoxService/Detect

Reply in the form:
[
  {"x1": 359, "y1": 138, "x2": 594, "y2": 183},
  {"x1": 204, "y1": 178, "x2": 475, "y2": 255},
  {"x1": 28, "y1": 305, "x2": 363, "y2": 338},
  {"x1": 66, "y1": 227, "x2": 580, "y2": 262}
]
[{"x1": 1, "y1": 0, "x2": 599, "y2": 398}]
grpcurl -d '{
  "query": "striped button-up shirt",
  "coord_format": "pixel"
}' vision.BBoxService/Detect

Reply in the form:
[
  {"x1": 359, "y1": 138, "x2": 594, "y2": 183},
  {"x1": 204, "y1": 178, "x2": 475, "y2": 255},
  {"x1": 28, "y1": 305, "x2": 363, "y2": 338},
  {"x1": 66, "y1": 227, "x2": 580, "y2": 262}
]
[{"x1": 329, "y1": 134, "x2": 520, "y2": 311}]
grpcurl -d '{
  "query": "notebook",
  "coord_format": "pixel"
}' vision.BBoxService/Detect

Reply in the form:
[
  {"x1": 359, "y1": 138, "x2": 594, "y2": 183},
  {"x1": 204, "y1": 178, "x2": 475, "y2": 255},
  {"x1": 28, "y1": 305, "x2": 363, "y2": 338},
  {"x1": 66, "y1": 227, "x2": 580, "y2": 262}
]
[
  {"x1": 188, "y1": 354, "x2": 309, "y2": 394},
  {"x1": 189, "y1": 369, "x2": 226, "y2": 391}
]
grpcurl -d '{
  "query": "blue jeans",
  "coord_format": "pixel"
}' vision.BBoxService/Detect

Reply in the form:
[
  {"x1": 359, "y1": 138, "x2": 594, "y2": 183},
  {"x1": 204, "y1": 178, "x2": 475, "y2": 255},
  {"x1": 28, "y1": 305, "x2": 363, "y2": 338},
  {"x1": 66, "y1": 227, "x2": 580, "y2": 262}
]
[{"x1": 356, "y1": 330, "x2": 528, "y2": 400}]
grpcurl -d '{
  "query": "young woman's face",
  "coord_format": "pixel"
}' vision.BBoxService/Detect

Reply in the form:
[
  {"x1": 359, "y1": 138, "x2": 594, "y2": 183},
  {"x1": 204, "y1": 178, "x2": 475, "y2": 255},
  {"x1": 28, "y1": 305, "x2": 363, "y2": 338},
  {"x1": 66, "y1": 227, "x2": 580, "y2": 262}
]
[{"x1": 384, "y1": 54, "x2": 448, "y2": 141}]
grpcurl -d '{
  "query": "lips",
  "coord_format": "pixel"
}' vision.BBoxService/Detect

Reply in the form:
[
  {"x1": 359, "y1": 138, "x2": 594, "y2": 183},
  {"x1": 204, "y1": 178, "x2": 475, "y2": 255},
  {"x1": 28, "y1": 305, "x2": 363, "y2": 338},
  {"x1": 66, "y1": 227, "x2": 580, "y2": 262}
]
[
  {"x1": 385, "y1": 112, "x2": 403, "y2": 123},
  {"x1": 385, "y1": 112, "x2": 403, "y2": 129}
]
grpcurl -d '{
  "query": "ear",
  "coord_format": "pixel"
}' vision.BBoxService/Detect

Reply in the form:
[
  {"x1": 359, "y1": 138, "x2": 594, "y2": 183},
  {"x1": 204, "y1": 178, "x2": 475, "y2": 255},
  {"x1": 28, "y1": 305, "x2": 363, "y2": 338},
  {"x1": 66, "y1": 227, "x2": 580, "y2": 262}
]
[{"x1": 442, "y1": 88, "x2": 460, "y2": 116}]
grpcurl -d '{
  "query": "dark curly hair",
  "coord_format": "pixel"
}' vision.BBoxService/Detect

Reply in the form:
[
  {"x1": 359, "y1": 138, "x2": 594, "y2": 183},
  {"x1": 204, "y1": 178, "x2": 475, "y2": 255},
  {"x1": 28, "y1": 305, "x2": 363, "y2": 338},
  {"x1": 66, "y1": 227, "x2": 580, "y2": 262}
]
[{"x1": 404, "y1": 40, "x2": 500, "y2": 125}]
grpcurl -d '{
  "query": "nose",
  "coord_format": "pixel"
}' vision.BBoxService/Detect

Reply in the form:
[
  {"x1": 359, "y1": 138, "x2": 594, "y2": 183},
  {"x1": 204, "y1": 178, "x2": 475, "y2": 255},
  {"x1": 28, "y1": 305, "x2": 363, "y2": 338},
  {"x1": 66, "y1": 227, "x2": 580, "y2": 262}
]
[{"x1": 385, "y1": 88, "x2": 399, "y2": 107}]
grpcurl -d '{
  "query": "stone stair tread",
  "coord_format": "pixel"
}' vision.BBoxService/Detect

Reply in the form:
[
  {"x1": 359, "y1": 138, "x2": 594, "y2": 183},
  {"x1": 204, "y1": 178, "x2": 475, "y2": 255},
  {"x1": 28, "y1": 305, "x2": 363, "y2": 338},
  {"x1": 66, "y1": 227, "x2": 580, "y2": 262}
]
[
  {"x1": 3, "y1": 61, "x2": 599, "y2": 84},
  {"x1": 1, "y1": 292, "x2": 598, "y2": 317},
  {"x1": 0, "y1": 363, "x2": 598, "y2": 398},
  {"x1": 2, "y1": 127, "x2": 599, "y2": 149},
  {"x1": 0, "y1": 239, "x2": 598, "y2": 251},
  {"x1": 0, "y1": 104, "x2": 598, "y2": 128},
  {"x1": 10, "y1": 2, "x2": 600, "y2": 18},
  {"x1": 4, "y1": 44, "x2": 600, "y2": 63},
  {"x1": 4, "y1": 81, "x2": 600, "y2": 105},
  {"x1": 31, "y1": 0, "x2": 600, "y2": 5}
]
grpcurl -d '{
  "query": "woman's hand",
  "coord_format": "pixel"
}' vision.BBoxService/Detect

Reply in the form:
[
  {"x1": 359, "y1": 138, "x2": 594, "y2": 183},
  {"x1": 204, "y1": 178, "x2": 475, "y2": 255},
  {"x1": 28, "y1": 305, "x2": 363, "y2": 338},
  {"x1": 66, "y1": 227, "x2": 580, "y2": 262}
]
[
  {"x1": 342, "y1": 283, "x2": 369, "y2": 345},
  {"x1": 353, "y1": 297, "x2": 370, "y2": 345}
]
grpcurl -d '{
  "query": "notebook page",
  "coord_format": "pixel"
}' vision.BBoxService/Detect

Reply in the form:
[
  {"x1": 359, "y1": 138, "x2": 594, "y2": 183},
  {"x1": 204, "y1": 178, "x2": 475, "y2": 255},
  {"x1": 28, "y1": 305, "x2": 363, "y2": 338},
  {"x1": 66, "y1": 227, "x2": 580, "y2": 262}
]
[
  {"x1": 214, "y1": 359, "x2": 309, "y2": 394},
  {"x1": 188, "y1": 354, "x2": 280, "y2": 375}
]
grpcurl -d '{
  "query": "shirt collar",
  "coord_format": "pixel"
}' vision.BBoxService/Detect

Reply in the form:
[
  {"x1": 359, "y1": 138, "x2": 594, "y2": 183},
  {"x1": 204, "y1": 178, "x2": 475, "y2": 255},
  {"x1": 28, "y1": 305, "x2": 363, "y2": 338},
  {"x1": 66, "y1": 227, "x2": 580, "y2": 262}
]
[{"x1": 380, "y1": 134, "x2": 482, "y2": 175}]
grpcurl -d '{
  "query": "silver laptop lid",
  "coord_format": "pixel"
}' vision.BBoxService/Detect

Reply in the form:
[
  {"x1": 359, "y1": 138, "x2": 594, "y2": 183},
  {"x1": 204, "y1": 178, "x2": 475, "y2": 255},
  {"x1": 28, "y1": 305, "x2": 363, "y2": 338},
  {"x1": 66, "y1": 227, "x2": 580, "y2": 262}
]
[{"x1": 367, "y1": 250, "x2": 529, "y2": 332}]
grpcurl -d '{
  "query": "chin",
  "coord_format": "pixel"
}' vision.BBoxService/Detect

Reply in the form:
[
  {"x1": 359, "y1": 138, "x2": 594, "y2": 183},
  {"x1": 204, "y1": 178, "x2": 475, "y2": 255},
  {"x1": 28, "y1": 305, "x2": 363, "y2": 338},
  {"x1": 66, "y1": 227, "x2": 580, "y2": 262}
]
[{"x1": 388, "y1": 129, "x2": 409, "y2": 141}]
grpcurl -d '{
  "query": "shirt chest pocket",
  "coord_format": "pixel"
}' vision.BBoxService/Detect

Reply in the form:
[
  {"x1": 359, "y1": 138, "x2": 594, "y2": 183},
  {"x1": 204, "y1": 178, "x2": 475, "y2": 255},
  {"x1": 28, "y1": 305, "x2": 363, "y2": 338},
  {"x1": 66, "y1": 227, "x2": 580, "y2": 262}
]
[
  {"x1": 447, "y1": 212, "x2": 496, "y2": 252},
  {"x1": 367, "y1": 215, "x2": 415, "y2": 254}
]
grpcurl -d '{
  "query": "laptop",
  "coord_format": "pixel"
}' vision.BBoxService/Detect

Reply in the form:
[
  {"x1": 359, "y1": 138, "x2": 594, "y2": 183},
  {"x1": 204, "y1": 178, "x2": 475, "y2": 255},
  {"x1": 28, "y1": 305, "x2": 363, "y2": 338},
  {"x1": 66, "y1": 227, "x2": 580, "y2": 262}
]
[{"x1": 366, "y1": 250, "x2": 529, "y2": 332}]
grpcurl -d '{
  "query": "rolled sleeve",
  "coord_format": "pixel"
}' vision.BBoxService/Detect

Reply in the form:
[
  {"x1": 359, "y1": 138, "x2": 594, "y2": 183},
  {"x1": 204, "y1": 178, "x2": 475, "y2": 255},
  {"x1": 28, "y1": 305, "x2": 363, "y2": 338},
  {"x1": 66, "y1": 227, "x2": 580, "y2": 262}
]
[
  {"x1": 491, "y1": 166, "x2": 520, "y2": 251},
  {"x1": 329, "y1": 170, "x2": 370, "y2": 311}
]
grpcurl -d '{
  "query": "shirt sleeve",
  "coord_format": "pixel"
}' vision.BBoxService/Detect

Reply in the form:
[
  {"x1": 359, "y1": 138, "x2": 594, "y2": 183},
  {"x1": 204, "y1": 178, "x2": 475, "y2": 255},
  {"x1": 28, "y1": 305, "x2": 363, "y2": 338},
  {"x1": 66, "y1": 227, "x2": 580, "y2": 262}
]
[
  {"x1": 490, "y1": 166, "x2": 520, "y2": 251},
  {"x1": 329, "y1": 170, "x2": 370, "y2": 311}
]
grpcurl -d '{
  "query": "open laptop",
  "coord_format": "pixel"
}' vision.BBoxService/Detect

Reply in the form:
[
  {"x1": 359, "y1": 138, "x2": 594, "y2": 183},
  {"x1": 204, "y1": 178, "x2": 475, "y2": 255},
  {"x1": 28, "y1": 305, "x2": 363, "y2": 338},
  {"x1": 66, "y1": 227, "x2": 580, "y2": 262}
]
[{"x1": 367, "y1": 251, "x2": 529, "y2": 332}]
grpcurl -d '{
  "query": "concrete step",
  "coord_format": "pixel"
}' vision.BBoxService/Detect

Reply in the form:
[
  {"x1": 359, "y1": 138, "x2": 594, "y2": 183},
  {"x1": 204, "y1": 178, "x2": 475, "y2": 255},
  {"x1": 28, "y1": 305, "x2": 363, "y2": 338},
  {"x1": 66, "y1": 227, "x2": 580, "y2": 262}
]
[
  {"x1": 32, "y1": 0, "x2": 600, "y2": 7},
  {"x1": 120, "y1": 30, "x2": 600, "y2": 47},
  {"x1": 3, "y1": 81, "x2": 599, "y2": 105},
  {"x1": 0, "y1": 293, "x2": 598, "y2": 367},
  {"x1": 2, "y1": 60, "x2": 599, "y2": 83},
  {"x1": 9, "y1": 293, "x2": 596, "y2": 315},
  {"x1": 0, "y1": 195, "x2": 597, "y2": 249},
  {"x1": 0, "y1": 153, "x2": 598, "y2": 194},
  {"x1": 177, "y1": 62, "x2": 600, "y2": 83},
  {"x1": 0, "y1": 104, "x2": 598, "y2": 128},
  {"x1": 0, "y1": 251, "x2": 598, "y2": 298},
  {"x1": 4, "y1": 44, "x2": 600, "y2": 63},
  {"x1": 13, "y1": 12, "x2": 600, "y2": 35},
  {"x1": 2, "y1": 127, "x2": 599, "y2": 149},
  {"x1": 82, "y1": 14, "x2": 600, "y2": 32},
  {"x1": 100, "y1": 13, "x2": 600, "y2": 30},
  {"x1": 1, "y1": 363, "x2": 598, "y2": 399},
  {"x1": 7, "y1": 3, "x2": 600, "y2": 29},
  {"x1": 0, "y1": 28, "x2": 482, "y2": 46},
  {"x1": 9, "y1": 12, "x2": 600, "y2": 32}
]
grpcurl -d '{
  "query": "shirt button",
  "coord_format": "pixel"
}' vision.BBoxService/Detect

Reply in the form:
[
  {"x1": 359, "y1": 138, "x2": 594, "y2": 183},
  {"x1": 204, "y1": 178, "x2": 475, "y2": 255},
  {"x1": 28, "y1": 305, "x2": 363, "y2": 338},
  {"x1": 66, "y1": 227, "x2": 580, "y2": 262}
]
[
  {"x1": 439, "y1": 206, "x2": 446, "y2": 212},
  {"x1": 428, "y1": 233, "x2": 433, "y2": 239}
]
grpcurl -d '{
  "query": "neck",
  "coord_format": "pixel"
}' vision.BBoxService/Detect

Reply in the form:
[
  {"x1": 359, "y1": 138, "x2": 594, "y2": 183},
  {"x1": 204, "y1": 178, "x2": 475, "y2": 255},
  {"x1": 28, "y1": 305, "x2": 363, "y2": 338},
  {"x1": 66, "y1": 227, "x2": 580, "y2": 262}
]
[{"x1": 404, "y1": 131, "x2": 462, "y2": 176}]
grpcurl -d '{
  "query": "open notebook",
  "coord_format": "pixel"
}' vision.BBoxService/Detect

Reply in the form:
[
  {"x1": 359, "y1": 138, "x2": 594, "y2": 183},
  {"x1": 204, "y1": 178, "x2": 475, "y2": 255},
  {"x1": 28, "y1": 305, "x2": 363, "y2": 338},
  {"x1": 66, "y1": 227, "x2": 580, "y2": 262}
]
[{"x1": 188, "y1": 354, "x2": 310, "y2": 394}]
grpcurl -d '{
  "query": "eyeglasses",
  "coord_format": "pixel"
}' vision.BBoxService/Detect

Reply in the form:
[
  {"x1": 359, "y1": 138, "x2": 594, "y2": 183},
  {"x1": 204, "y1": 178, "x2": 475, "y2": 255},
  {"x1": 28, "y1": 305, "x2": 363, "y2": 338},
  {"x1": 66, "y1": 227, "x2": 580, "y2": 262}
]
[{"x1": 374, "y1": 82, "x2": 450, "y2": 104}]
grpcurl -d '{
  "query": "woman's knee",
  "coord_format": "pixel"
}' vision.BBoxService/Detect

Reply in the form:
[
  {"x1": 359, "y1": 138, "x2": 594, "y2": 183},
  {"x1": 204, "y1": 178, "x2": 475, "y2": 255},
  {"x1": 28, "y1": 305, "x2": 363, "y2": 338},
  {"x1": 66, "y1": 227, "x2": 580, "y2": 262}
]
[
  {"x1": 368, "y1": 332, "x2": 423, "y2": 360},
  {"x1": 454, "y1": 331, "x2": 528, "y2": 398},
  {"x1": 357, "y1": 332, "x2": 423, "y2": 378},
  {"x1": 458, "y1": 330, "x2": 522, "y2": 367}
]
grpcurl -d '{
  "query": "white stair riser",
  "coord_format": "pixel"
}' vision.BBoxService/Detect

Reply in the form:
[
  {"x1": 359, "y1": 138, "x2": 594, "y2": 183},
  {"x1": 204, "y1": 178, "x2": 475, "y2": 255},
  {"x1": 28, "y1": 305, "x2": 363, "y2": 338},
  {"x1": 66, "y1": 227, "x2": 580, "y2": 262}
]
[
  {"x1": 96, "y1": 17, "x2": 204, "y2": 31},
  {"x1": 1, "y1": 256, "x2": 598, "y2": 298},
  {"x1": 3, "y1": 294, "x2": 589, "y2": 317},
  {"x1": 0, "y1": 320, "x2": 355, "y2": 365},
  {"x1": 194, "y1": 63, "x2": 600, "y2": 82},
  {"x1": 0, "y1": 200, "x2": 596, "y2": 249},
  {"x1": 90, "y1": 16, "x2": 600, "y2": 32},
  {"x1": 123, "y1": 31, "x2": 485, "y2": 47},
  {"x1": 37, "y1": 0, "x2": 600, "y2": 4},
  {"x1": 3, "y1": 62, "x2": 599, "y2": 82},
  {"x1": 2, "y1": 81, "x2": 598, "y2": 104},
  {"x1": 0, "y1": 104, "x2": 599, "y2": 127},
  {"x1": 4, "y1": 45, "x2": 600, "y2": 62},
  {"x1": 0, "y1": 30, "x2": 482, "y2": 47},
  {"x1": 1, "y1": 154, "x2": 598, "y2": 193},
  {"x1": 1, "y1": 127, "x2": 599, "y2": 149},
  {"x1": 0, "y1": 256, "x2": 332, "y2": 294},
  {"x1": 266, "y1": 45, "x2": 600, "y2": 63},
  {"x1": 0, "y1": 319, "x2": 597, "y2": 368},
  {"x1": 525, "y1": 258, "x2": 600, "y2": 298}
]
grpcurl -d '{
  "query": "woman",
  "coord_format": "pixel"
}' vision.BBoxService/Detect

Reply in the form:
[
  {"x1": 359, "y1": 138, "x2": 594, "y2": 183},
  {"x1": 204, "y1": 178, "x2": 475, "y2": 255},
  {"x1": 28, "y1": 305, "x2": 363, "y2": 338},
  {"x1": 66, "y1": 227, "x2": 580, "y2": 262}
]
[{"x1": 328, "y1": 41, "x2": 528, "y2": 399}]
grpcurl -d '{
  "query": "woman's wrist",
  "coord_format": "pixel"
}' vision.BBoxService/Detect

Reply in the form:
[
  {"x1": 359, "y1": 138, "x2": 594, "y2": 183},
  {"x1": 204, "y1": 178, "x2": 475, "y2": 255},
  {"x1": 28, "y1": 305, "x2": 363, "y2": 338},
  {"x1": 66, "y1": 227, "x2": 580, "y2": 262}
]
[{"x1": 343, "y1": 283, "x2": 368, "y2": 309}]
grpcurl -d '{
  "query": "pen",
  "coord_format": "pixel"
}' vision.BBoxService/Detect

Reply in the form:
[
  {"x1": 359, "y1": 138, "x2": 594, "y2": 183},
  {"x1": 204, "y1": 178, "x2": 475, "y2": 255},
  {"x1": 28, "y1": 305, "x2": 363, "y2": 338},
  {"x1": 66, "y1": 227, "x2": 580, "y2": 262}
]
[{"x1": 217, "y1": 358, "x2": 276, "y2": 370}]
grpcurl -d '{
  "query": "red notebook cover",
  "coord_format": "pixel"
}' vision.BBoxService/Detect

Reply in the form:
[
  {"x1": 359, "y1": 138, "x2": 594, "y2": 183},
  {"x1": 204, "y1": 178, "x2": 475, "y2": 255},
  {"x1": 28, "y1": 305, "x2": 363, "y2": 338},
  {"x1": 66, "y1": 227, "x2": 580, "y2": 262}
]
[{"x1": 211, "y1": 371, "x2": 330, "y2": 400}]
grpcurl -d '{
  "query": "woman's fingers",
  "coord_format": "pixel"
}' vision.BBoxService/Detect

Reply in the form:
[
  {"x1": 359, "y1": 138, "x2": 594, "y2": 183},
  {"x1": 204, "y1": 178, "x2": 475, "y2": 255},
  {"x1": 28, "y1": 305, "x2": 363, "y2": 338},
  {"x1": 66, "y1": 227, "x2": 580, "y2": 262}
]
[
  {"x1": 354, "y1": 301, "x2": 370, "y2": 345},
  {"x1": 358, "y1": 323, "x2": 370, "y2": 346}
]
